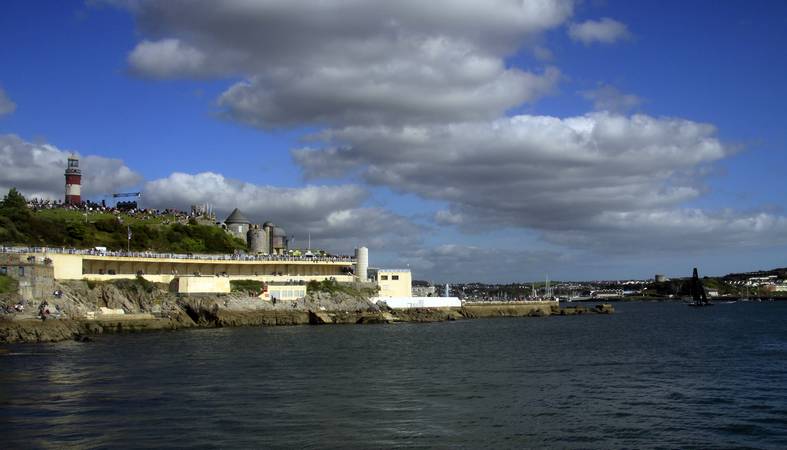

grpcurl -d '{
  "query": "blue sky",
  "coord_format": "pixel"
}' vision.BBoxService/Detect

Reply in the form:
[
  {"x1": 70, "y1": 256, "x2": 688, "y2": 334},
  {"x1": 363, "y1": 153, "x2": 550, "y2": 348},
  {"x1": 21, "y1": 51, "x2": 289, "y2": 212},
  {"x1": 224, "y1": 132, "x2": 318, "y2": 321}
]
[{"x1": 2, "y1": 0, "x2": 787, "y2": 282}]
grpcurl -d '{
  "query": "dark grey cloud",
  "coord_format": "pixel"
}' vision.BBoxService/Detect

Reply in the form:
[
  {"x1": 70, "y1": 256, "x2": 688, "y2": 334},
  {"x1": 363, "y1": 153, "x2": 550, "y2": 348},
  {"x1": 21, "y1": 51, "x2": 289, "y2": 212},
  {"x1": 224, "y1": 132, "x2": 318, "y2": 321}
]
[
  {"x1": 0, "y1": 134, "x2": 142, "y2": 200},
  {"x1": 542, "y1": 209, "x2": 787, "y2": 254},
  {"x1": 217, "y1": 67, "x2": 560, "y2": 128},
  {"x1": 399, "y1": 244, "x2": 571, "y2": 283},
  {"x1": 294, "y1": 112, "x2": 728, "y2": 231},
  {"x1": 290, "y1": 113, "x2": 787, "y2": 253}
]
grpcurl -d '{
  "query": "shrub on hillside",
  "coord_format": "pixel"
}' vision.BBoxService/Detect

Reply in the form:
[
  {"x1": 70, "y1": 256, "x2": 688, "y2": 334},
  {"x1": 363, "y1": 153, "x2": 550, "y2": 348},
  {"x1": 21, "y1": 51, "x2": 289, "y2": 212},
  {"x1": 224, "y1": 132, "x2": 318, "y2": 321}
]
[{"x1": 231, "y1": 279, "x2": 264, "y2": 294}]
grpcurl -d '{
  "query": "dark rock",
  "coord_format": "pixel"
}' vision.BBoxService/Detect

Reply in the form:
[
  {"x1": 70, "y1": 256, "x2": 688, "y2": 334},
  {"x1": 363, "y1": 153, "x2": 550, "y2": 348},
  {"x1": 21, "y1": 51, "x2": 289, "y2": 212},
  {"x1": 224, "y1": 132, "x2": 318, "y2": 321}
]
[{"x1": 594, "y1": 303, "x2": 615, "y2": 314}]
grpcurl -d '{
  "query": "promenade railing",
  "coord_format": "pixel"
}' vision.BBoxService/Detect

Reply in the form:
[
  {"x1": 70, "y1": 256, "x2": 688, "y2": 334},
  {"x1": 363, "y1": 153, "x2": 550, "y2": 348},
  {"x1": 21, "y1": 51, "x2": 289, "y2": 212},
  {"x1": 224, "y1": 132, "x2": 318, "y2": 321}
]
[{"x1": 0, "y1": 246, "x2": 355, "y2": 264}]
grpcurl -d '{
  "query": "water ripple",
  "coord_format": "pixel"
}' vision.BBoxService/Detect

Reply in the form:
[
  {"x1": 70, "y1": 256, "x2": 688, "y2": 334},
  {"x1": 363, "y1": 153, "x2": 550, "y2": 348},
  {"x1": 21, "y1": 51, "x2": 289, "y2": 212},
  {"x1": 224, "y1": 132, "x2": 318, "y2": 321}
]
[{"x1": 1, "y1": 302, "x2": 786, "y2": 448}]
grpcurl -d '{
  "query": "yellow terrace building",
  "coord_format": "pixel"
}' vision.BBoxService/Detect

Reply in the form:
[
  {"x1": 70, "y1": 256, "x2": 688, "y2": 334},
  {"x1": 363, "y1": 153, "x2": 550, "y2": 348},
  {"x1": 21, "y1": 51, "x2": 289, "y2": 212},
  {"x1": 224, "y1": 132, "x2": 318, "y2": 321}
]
[{"x1": 7, "y1": 248, "x2": 355, "y2": 285}]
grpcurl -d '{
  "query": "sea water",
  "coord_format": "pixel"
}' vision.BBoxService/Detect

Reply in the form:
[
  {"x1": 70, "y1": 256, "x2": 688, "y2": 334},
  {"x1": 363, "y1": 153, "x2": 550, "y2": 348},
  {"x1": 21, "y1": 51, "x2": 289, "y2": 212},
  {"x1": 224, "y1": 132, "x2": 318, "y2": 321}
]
[{"x1": 2, "y1": 302, "x2": 786, "y2": 448}]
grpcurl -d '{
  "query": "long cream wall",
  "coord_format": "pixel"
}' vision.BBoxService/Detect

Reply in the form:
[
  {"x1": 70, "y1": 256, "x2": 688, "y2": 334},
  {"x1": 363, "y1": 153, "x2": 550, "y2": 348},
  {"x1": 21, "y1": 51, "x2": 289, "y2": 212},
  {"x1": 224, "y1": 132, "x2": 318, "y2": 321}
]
[
  {"x1": 45, "y1": 254, "x2": 85, "y2": 280},
  {"x1": 22, "y1": 252, "x2": 354, "y2": 283},
  {"x1": 80, "y1": 274, "x2": 353, "y2": 283},
  {"x1": 178, "y1": 277, "x2": 230, "y2": 294}
]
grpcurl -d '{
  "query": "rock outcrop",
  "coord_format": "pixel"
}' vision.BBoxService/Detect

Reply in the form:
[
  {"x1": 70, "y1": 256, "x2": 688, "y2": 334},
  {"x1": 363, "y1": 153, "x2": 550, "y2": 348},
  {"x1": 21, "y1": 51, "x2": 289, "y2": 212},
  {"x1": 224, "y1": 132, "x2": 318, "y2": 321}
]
[{"x1": 0, "y1": 280, "x2": 613, "y2": 344}]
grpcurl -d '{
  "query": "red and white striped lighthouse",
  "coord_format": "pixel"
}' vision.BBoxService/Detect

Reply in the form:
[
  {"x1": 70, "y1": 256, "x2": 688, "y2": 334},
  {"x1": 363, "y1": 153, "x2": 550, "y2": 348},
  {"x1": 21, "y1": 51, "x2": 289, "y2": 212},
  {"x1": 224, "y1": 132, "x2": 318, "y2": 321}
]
[{"x1": 64, "y1": 156, "x2": 82, "y2": 204}]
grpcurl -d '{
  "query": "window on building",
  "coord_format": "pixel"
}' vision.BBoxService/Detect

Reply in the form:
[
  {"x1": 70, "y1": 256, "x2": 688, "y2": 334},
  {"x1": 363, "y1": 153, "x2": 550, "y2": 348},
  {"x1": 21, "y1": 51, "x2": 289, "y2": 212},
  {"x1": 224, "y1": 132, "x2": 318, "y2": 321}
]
[
  {"x1": 381, "y1": 275, "x2": 388, "y2": 280},
  {"x1": 392, "y1": 275, "x2": 399, "y2": 280},
  {"x1": 0, "y1": 266, "x2": 6, "y2": 275},
  {"x1": 18, "y1": 266, "x2": 25, "y2": 277}
]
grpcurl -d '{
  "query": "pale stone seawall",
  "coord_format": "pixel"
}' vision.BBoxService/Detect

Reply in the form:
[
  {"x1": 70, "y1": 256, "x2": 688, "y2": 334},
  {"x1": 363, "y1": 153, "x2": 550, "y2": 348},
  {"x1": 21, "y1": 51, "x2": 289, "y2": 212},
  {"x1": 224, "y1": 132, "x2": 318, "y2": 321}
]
[{"x1": 0, "y1": 281, "x2": 613, "y2": 344}]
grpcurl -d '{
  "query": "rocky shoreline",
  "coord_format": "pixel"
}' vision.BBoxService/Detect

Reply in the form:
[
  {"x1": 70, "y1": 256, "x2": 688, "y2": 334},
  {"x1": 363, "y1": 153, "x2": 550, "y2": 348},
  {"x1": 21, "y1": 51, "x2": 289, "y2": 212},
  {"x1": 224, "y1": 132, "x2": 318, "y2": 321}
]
[{"x1": 0, "y1": 280, "x2": 613, "y2": 344}]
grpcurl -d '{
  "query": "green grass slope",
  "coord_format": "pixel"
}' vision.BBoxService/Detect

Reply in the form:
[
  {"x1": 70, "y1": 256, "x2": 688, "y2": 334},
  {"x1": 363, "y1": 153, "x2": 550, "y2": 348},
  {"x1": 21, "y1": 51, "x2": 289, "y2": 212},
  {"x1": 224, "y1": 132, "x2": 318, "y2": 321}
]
[{"x1": 0, "y1": 188, "x2": 247, "y2": 254}]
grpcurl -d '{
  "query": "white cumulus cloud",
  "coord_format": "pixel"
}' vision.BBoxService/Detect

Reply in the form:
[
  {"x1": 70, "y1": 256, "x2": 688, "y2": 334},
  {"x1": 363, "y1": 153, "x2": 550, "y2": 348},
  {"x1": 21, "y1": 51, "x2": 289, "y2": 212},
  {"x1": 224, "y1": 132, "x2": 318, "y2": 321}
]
[
  {"x1": 0, "y1": 87, "x2": 16, "y2": 116},
  {"x1": 0, "y1": 134, "x2": 142, "y2": 200},
  {"x1": 581, "y1": 84, "x2": 642, "y2": 113},
  {"x1": 128, "y1": 38, "x2": 211, "y2": 78},
  {"x1": 568, "y1": 18, "x2": 631, "y2": 45},
  {"x1": 110, "y1": 0, "x2": 787, "y2": 267},
  {"x1": 142, "y1": 171, "x2": 423, "y2": 253},
  {"x1": 122, "y1": 0, "x2": 574, "y2": 127}
]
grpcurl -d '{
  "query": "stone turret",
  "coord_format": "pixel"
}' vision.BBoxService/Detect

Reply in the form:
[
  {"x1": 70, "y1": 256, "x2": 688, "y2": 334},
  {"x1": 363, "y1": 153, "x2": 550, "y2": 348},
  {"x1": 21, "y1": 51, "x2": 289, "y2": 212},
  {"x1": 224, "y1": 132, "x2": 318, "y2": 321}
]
[
  {"x1": 224, "y1": 208, "x2": 251, "y2": 240},
  {"x1": 247, "y1": 224, "x2": 268, "y2": 254}
]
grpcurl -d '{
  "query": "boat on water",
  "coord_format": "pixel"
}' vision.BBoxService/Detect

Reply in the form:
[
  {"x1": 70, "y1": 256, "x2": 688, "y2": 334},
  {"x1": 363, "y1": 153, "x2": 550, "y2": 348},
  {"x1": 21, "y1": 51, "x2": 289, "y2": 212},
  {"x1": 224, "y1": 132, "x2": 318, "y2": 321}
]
[{"x1": 688, "y1": 267, "x2": 713, "y2": 307}]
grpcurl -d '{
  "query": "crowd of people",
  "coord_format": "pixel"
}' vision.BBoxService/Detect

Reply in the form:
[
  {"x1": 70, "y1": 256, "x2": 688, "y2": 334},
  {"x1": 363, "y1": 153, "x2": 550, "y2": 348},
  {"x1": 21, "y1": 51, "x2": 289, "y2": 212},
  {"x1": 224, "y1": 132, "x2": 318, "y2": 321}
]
[
  {"x1": 26, "y1": 198, "x2": 198, "y2": 225},
  {"x1": 1, "y1": 245, "x2": 356, "y2": 263}
]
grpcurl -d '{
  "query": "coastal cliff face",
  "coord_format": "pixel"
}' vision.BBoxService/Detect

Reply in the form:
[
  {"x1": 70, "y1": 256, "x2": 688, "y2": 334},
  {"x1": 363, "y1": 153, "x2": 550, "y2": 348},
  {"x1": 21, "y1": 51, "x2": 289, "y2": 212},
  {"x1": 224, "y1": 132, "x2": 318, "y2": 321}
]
[{"x1": 0, "y1": 280, "x2": 613, "y2": 344}]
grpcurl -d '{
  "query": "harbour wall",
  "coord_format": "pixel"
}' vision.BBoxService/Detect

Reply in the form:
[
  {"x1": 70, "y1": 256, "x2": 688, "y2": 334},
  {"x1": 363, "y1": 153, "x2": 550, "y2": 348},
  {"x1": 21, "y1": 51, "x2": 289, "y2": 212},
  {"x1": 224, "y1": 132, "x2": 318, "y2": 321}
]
[{"x1": 463, "y1": 301, "x2": 557, "y2": 317}]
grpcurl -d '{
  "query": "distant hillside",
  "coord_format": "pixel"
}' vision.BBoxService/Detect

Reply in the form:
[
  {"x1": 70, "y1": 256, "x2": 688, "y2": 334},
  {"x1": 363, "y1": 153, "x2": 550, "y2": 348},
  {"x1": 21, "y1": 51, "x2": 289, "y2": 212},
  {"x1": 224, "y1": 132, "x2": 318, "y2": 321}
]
[
  {"x1": 720, "y1": 268, "x2": 787, "y2": 282},
  {"x1": 0, "y1": 188, "x2": 247, "y2": 253}
]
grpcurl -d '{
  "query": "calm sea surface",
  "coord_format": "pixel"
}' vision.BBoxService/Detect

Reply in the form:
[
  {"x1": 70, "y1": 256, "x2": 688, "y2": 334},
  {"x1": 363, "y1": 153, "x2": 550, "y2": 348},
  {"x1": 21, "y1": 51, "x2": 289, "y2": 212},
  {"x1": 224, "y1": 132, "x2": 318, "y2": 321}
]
[{"x1": 2, "y1": 302, "x2": 787, "y2": 449}]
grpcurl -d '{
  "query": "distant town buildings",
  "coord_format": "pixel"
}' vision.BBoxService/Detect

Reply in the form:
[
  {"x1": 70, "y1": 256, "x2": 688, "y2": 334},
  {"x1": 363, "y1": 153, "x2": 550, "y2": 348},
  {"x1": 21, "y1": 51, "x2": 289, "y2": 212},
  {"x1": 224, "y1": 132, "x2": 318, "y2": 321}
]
[
  {"x1": 728, "y1": 274, "x2": 787, "y2": 293},
  {"x1": 412, "y1": 284, "x2": 436, "y2": 297},
  {"x1": 590, "y1": 289, "x2": 624, "y2": 299}
]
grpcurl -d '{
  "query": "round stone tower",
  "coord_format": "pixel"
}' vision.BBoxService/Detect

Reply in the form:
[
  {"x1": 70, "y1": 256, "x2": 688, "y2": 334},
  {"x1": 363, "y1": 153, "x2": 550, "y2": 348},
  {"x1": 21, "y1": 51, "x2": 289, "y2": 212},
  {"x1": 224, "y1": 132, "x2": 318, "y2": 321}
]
[
  {"x1": 247, "y1": 224, "x2": 267, "y2": 254},
  {"x1": 270, "y1": 226, "x2": 287, "y2": 255},
  {"x1": 224, "y1": 208, "x2": 251, "y2": 240}
]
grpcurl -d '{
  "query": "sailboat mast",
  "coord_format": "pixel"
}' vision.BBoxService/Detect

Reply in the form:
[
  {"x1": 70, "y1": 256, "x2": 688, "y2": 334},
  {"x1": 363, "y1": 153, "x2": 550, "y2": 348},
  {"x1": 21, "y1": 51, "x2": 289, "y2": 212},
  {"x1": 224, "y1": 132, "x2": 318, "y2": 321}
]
[{"x1": 545, "y1": 275, "x2": 550, "y2": 299}]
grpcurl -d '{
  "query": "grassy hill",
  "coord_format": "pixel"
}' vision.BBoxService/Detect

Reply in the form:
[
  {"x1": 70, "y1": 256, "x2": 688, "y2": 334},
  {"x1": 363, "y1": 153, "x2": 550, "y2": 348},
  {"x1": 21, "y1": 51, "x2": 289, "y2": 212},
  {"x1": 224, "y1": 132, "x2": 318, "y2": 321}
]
[{"x1": 0, "y1": 188, "x2": 247, "y2": 253}]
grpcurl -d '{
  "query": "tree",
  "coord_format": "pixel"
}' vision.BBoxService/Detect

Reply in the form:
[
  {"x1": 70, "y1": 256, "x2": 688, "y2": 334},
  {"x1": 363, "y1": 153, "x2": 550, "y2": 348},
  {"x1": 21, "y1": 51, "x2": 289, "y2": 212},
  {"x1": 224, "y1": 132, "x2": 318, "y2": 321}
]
[
  {"x1": 0, "y1": 187, "x2": 31, "y2": 225},
  {"x1": 66, "y1": 222, "x2": 88, "y2": 242},
  {"x1": 0, "y1": 188, "x2": 27, "y2": 210}
]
